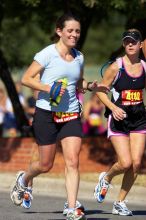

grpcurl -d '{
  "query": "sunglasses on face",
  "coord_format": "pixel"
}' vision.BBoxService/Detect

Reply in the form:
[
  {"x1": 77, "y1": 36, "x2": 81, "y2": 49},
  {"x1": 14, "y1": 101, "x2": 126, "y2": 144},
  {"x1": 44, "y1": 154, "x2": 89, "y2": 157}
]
[{"x1": 124, "y1": 40, "x2": 139, "y2": 47}]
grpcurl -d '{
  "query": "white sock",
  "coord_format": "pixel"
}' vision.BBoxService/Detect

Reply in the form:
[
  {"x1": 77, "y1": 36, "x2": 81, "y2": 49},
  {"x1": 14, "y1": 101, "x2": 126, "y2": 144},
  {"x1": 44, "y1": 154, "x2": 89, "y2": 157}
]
[
  {"x1": 27, "y1": 186, "x2": 32, "y2": 192},
  {"x1": 68, "y1": 208, "x2": 75, "y2": 213}
]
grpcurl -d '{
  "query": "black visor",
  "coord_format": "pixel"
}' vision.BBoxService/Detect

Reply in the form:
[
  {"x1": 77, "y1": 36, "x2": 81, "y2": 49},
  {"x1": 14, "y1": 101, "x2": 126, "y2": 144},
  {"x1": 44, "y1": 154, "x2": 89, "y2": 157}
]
[{"x1": 122, "y1": 31, "x2": 142, "y2": 41}]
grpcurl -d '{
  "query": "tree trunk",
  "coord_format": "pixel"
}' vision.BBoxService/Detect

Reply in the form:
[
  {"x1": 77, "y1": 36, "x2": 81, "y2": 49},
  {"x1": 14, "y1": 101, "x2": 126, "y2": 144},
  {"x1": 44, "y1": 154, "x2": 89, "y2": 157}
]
[{"x1": 0, "y1": 50, "x2": 31, "y2": 136}]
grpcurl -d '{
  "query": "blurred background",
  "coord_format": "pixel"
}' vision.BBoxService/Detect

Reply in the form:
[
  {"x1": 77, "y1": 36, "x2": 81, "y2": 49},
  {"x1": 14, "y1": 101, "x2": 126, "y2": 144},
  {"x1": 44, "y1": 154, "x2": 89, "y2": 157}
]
[{"x1": 0, "y1": 0, "x2": 146, "y2": 138}]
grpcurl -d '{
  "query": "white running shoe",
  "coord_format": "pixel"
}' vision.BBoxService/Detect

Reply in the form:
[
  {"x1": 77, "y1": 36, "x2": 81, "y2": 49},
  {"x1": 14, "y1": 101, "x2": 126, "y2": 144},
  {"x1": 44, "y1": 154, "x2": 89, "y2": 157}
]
[
  {"x1": 112, "y1": 200, "x2": 133, "y2": 216},
  {"x1": 21, "y1": 188, "x2": 33, "y2": 209},
  {"x1": 63, "y1": 200, "x2": 85, "y2": 215},
  {"x1": 66, "y1": 209, "x2": 86, "y2": 220},
  {"x1": 10, "y1": 171, "x2": 26, "y2": 206},
  {"x1": 94, "y1": 172, "x2": 110, "y2": 203}
]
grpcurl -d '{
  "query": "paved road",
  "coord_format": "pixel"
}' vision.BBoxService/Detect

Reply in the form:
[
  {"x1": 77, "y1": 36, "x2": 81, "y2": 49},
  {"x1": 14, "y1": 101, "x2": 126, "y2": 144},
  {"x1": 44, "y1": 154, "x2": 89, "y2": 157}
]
[
  {"x1": 0, "y1": 191, "x2": 146, "y2": 220},
  {"x1": 0, "y1": 173, "x2": 146, "y2": 219}
]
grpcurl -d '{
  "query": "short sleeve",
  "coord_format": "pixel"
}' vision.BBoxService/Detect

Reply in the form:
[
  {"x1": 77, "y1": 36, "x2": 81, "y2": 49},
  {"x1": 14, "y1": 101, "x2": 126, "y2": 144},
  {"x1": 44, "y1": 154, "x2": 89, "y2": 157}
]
[
  {"x1": 74, "y1": 49, "x2": 84, "y2": 69},
  {"x1": 34, "y1": 47, "x2": 50, "y2": 68},
  {"x1": 79, "y1": 52, "x2": 84, "y2": 69}
]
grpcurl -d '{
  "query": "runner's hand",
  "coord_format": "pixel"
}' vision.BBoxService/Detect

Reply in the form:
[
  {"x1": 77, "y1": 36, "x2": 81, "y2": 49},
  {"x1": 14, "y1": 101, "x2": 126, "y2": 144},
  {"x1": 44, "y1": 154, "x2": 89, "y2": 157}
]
[{"x1": 112, "y1": 106, "x2": 127, "y2": 121}]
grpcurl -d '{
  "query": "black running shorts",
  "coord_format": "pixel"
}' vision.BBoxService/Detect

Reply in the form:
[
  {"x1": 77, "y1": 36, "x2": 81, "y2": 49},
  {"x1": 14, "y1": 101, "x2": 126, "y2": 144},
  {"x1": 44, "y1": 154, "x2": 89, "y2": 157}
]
[
  {"x1": 32, "y1": 107, "x2": 83, "y2": 145},
  {"x1": 107, "y1": 103, "x2": 146, "y2": 138}
]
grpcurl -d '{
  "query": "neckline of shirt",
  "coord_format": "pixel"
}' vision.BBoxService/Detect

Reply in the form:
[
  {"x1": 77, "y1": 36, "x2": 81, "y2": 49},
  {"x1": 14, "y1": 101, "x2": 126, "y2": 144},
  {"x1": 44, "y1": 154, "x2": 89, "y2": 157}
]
[{"x1": 54, "y1": 44, "x2": 76, "y2": 63}]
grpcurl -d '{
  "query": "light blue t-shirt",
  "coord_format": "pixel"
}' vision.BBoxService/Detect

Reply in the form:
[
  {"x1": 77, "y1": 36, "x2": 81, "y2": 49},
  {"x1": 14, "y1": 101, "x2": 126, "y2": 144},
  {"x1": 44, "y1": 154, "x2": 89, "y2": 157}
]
[{"x1": 34, "y1": 44, "x2": 84, "y2": 112}]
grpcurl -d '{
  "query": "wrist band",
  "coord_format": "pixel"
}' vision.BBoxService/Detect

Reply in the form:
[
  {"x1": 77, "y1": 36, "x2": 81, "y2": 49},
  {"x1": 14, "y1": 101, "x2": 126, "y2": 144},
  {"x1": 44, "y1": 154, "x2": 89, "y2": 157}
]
[{"x1": 87, "y1": 82, "x2": 93, "y2": 91}]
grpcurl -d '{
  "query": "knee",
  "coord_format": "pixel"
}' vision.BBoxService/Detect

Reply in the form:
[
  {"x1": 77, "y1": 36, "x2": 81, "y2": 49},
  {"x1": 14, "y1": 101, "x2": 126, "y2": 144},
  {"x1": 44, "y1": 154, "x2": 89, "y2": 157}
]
[
  {"x1": 66, "y1": 156, "x2": 79, "y2": 170},
  {"x1": 39, "y1": 162, "x2": 53, "y2": 173},
  {"x1": 120, "y1": 160, "x2": 132, "y2": 171}
]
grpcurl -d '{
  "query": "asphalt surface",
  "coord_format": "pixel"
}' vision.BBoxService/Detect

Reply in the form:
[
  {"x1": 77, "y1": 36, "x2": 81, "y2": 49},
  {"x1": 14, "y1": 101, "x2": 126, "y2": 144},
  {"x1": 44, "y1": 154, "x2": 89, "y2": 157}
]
[
  {"x1": 0, "y1": 172, "x2": 146, "y2": 219},
  {"x1": 0, "y1": 172, "x2": 145, "y2": 203}
]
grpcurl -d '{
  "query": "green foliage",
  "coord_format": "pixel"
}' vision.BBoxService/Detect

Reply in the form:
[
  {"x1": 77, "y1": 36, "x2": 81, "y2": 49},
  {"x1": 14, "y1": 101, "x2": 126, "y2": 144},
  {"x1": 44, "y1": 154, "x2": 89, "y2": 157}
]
[
  {"x1": 21, "y1": 0, "x2": 41, "y2": 7},
  {"x1": 83, "y1": 0, "x2": 97, "y2": 7},
  {"x1": 0, "y1": 0, "x2": 146, "y2": 68},
  {"x1": 83, "y1": 0, "x2": 127, "y2": 9},
  {"x1": 83, "y1": 12, "x2": 126, "y2": 64},
  {"x1": 0, "y1": 17, "x2": 50, "y2": 67},
  {"x1": 83, "y1": 0, "x2": 145, "y2": 10}
]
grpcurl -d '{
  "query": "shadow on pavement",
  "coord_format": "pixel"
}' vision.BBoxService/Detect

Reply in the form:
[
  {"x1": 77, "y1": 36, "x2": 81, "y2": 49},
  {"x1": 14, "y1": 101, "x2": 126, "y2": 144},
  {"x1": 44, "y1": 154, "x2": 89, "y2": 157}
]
[
  {"x1": 85, "y1": 210, "x2": 110, "y2": 220},
  {"x1": 87, "y1": 218, "x2": 110, "y2": 220},
  {"x1": 132, "y1": 210, "x2": 146, "y2": 216}
]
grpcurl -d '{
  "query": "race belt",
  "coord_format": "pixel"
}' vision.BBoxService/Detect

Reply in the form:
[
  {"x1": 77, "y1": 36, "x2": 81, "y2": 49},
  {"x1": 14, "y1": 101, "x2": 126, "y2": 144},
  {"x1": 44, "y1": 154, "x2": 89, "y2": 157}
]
[
  {"x1": 52, "y1": 112, "x2": 79, "y2": 123},
  {"x1": 121, "y1": 89, "x2": 143, "y2": 105}
]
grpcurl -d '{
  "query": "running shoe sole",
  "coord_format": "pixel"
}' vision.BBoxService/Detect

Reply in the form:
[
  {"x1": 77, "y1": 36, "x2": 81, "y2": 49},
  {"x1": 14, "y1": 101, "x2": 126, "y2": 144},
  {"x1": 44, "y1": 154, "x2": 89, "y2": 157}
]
[
  {"x1": 10, "y1": 171, "x2": 25, "y2": 206},
  {"x1": 94, "y1": 172, "x2": 107, "y2": 203}
]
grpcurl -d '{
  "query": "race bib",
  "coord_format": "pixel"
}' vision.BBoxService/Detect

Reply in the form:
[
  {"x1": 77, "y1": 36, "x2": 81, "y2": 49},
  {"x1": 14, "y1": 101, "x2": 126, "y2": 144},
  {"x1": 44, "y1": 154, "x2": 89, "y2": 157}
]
[
  {"x1": 52, "y1": 112, "x2": 79, "y2": 123},
  {"x1": 121, "y1": 89, "x2": 143, "y2": 105}
]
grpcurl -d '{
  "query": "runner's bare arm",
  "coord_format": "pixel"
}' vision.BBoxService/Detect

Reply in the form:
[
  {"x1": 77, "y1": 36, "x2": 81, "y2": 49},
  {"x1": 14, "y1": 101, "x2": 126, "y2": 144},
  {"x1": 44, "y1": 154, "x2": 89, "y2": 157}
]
[
  {"x1": 142, "y1": 39, "x2": 146, "y2": 60},
  {"x1": 96, "y1": 62, "x2": 126, "y2": 121},
  {"x1": 21, "y1": 61, "x2": 51, "y2": 93},
  {"x1": 77, "y1": 69, "x2": 97, "y2": 93}
]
